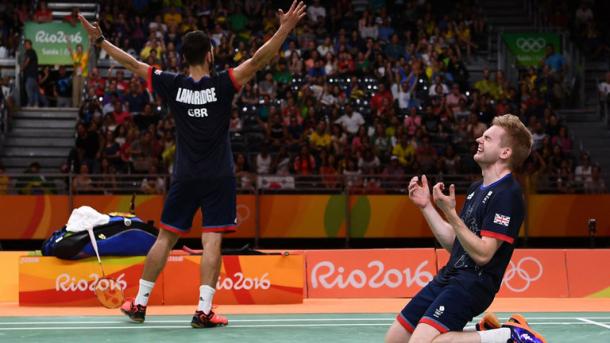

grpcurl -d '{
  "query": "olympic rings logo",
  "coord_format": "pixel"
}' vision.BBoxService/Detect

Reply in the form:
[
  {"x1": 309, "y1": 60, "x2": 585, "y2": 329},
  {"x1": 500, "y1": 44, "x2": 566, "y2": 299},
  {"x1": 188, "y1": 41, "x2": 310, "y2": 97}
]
[
  {"x1": 516, "y1": 37, "x2": 546, "y2": 52},
  {"x1": 502, "y1": 257, "x2": 543, "y2": 292}
]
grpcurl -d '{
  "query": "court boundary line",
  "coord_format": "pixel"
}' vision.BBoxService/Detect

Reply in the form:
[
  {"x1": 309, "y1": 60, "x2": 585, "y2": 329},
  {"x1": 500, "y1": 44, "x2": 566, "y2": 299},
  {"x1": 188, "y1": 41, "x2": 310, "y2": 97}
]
[
  {"x1": 577, "y1": 318, "x2": 610, "y2": 329},
  {"x1": 1, "y1": 321, "x2": 610, "y2": 331}
]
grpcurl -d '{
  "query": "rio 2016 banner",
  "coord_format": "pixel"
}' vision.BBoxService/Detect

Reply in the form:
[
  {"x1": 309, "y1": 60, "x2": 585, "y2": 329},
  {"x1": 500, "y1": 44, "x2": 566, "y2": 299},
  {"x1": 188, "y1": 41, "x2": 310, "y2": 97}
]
[
  {"x1": 24, "y1": 22, "x2": 90, "y2": 65},
  {"x1": 19, "y1": 254, "x2": 303, "y2": 306},
  {"x1": 306, "y1": 249, "x2": 437, "y2": 298},
  {"x1": 502, "y1": 32, "x2": 560, "y2": 67}
]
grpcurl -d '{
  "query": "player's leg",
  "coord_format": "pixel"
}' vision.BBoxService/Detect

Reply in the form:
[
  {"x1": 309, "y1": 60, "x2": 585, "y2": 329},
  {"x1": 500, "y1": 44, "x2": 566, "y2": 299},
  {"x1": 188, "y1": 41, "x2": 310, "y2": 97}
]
[
  {"x1": 121, "y1": 179, "x2": 198, "y2": 322},
  {"x1": 385, "y1": 278, "x2": 445, "y2": 343},
  {"x1": 409, "y1": 282, "x2": 495, "y2": 343},
  {"x1": 191, "y1": 176, "x2": 237, "y2": 328},
  {"x1": 199, "y1": 231, "x2": 222, "y2": 312}
]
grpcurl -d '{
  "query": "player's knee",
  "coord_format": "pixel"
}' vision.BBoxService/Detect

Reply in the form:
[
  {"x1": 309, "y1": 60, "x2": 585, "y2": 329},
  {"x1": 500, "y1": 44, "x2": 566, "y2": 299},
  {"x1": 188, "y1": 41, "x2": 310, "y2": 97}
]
[
  {"x1": 157, "y1": 229, "x2": 179, "y2": 247},
  {"x1": 202, "y1": 232, "x2": 222, "y2": 251},
  {"x1": 385, "y1": 321, "x2": 411, "y2": 343}
]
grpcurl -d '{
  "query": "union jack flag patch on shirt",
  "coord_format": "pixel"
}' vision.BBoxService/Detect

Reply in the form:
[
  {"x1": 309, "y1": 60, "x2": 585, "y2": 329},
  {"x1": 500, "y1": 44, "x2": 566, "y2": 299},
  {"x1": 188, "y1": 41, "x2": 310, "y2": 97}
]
[{"x1": 493, "y1": 213, "x2": 510, "y2": 227}]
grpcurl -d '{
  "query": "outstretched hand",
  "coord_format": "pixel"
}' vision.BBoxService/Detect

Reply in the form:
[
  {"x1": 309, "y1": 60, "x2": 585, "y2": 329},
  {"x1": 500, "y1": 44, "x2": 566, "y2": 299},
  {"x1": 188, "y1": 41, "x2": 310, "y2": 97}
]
[
  {"x1": 408, "y1": 175, "x2": 431, "y2": 209},
  {"x1": 78, "y1": 14, "x2": 103, "y2": 42},
  {"x1": 278, "y1": 1, "x2": 307, "y2": 31},
  {"x1": 432, "y1": 182, "x2": 456, "y2": 214}
]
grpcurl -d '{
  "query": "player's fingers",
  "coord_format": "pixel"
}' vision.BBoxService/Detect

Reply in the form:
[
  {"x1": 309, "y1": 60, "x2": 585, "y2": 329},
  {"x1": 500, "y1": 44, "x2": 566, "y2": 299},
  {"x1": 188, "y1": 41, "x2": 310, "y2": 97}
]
[
  {"x1": 449, "y1": 184, "x2": 455, "y2": 199},
  {"x1": 421, "y1": 174, "x2": 428, "y2": 188},
  {"x1": 289, "y1": 0, "x2": 297, "y2": 14},
  {"x1": 299, "y1": 11, "x2": 307, "y2": 19},
  {"x1": 296, "y1": 1, "x2": 306, "y2": 14},
  {"x1": 432, "y1": 182, "x2": 442, "y2": 196}
]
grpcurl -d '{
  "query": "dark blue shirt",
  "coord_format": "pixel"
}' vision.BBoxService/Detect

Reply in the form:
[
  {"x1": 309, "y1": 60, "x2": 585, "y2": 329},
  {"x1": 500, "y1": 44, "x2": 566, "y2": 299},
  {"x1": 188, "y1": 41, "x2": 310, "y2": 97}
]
[
  {"x1": 436, "y1": 173, "x2": 524, "y2": 293},
  {"x1": 148, "y1": 67, "x2": 240, "y2": 180}
]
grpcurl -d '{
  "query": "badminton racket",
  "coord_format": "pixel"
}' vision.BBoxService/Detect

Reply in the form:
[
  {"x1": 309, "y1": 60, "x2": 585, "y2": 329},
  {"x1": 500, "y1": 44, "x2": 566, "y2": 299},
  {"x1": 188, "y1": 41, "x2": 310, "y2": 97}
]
[{"x1": 87, "y1": 227, "x2": 125, "y2": 309}]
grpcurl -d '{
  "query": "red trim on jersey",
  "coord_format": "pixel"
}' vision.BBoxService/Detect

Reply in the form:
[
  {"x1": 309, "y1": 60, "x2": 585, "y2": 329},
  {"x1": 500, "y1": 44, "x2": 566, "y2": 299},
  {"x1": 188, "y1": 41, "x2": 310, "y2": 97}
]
[
  {"x1": 159, "y1": 222, "x2": 188, "y2": 235},
  {"x1": 481, "y1": 230, "x2": 514, "y2": 244},
  {"x1": 202, "y1": 225, "x2": 237, "y2": 233},
  {"x1": 396, "y1": 315, "x2": 415, "y2": 333},
  {"x1": 419, "y1": 317, "x2": 449, "y2": 333},
  {"x1": 147, "y1": 66, "x2": 153, "y2": 93},
  {"x1": 228, "y1": 68, "x2": 241, "y2": 91}
]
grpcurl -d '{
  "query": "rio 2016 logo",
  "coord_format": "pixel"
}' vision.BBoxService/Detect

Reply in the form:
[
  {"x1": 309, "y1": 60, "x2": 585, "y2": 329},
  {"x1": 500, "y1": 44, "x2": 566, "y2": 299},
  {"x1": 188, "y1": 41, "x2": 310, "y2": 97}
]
[
  {"x1": 310, "y1": 260, "x2": 433, "y2": 289},
  {"x1": 55, "y1": 273, "x2": 126, "y2": 292},
  {"x1": 216, "y1": 272, "x2": 270, "y2": 290}
]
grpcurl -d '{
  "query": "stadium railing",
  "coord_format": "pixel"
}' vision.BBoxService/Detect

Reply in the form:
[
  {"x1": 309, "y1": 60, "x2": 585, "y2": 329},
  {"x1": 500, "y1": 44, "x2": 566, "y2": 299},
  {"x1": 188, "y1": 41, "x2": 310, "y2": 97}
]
[{"x1": 0, "y1": 172, "x2": 605, "y2": 196}]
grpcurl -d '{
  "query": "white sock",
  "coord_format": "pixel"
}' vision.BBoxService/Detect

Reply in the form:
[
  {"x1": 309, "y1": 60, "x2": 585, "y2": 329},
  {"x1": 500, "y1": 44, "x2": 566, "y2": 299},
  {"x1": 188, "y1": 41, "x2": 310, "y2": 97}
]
[
  {"x1": 197, "y1": 285, "x2": 216, "y2": 314},
  {"x1": 463, "y1": 325, "x2": 477, "y2": 332},
  {"x1": 135, "y1": 279, "x2": 155, "y2": 306},
  {"x1": 478, "y1": 328, "x2": 511, "y2": 343}
]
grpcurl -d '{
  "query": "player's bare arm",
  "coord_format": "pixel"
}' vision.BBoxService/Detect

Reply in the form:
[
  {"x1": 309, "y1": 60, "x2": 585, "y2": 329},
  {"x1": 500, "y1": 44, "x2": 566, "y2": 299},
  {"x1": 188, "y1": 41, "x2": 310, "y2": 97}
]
[
  {"x1": 408, "y1": 175, "x2": 455, "y2": 251},
  {"x1": 433, "y1": 182, "x2": 502, "y2": 265},
  {"x1": 78, "y1": 14, "x2": 149, "y2": 79},
  {"x1": 232, "y1": 0, "x2": 306, "y2": 87}
]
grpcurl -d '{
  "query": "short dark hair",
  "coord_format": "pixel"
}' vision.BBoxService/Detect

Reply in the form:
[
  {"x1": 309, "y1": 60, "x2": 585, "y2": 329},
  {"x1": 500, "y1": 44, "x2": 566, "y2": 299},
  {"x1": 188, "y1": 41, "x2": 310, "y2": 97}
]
[
  {"x1": 181, "y1": 30, "x2": 211, "y2": 66},
  {"x1": 24, "y1": 39, "x2": 32, "y2": 46}
]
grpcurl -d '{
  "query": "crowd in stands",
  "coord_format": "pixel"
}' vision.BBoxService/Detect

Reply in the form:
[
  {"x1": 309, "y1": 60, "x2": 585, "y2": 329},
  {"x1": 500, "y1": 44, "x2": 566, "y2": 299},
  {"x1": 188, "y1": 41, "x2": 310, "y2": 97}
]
[
  {"x1": 2, "y1": 0, "x2": 606, "y2": 195},
  {"x1": 536, "y1": 0, "x2": 610, "y2": 61}
]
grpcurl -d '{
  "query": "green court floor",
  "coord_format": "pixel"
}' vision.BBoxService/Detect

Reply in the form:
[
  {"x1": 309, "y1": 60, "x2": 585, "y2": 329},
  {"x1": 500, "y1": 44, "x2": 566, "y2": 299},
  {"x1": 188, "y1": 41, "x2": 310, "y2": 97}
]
[{"x1": 0, "y1": 312, "x2": 608, "y2": 342}]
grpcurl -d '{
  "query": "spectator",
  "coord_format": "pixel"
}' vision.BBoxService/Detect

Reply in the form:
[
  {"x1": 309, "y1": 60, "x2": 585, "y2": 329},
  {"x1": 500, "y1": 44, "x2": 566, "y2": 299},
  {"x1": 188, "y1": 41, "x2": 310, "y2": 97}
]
[
  {"x1": 255, "y1": 145, "x2": 272, "y2": 175},
  {"x1": 34, "y1": 1, "x2": 52, "y2": 23},
  {"x1": 21, "y1": 39, "x2": 39, "y2": 107},
  {"x1": 141, "y1": 164, "x2": 166, "y2": 194},
  {"x1": 585, "y1": 166, "x2": 606, "y2": 193},
  {"x1": 335, "y1": 104, "x2": 365, "y2": 135},
  {"x1": 63, "y1": 7, "x2": 79, "y2": 27},
  {"x1": 293, "y1": 145, "x2": 316, "y2": 176},
  {"x1": 54, "y1": 66, "x2": 72, "y2": 107},
  {"x1": 574, "y1": 152, "x2": 592, "y2": 185},
  {"x1": 320, "y1": 154, "x2": 339, "y2": 189},
  {"x1": 72, "y1": 164, "x2": 95, "y2": 194}
]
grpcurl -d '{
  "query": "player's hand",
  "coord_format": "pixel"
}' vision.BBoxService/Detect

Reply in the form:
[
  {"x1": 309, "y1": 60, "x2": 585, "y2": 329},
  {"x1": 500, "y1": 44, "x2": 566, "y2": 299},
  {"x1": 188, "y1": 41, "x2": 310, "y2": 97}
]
[
  {"x1": 408, "y1": 175, "x2": 431, "y2": 209},
  {"x1": 78, "y1": 14, "x2": 103, "y2": 41},
  {"x1": 432, "y1": 182, "x2": 456, "y2": 214},
  {"x1": 278, "y1": 1, "x2": 307, "y2": 32}
]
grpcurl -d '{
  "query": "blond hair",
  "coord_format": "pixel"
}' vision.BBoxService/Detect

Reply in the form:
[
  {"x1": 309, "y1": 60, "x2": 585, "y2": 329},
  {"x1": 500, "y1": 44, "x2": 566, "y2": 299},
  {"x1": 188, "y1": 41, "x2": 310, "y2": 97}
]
[{"x1": 492, "y1": 114, "x2": 533, "y2": 170}]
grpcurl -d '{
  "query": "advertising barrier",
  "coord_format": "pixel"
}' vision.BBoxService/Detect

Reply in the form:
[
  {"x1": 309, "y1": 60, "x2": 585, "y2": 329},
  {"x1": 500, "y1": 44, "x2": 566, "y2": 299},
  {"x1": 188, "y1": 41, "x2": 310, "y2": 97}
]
[
  {"x1": 19, "y1": 255, "x2": 303, "y2": 306},
  {"x1": 19, "y1": 256, "x2": 165, "y2": 306},
  {"x1": 1, "y1": 195, "x2": 609, "y2": 239},
  {"x1": 565, "y1": 249, "x2": 610, "y2": 297},
  {"x1": 305, "y1": 249, "x2": 436, "y2": 298}
]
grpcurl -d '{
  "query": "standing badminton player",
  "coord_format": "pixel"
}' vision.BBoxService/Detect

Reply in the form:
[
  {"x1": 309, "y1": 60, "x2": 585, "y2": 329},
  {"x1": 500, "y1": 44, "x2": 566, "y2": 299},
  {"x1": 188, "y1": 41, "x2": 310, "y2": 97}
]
[
  {"x1": 385, "y1": 114, "x2": 547, "y2": 343},
  {"x1": 78, "y1": 1, "x2": 306, "y2": 328}
]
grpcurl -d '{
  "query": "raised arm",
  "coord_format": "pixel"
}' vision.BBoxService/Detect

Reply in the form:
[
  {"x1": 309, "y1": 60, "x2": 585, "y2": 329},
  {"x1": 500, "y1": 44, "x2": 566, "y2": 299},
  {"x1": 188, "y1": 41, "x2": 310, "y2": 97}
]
[
  {"x1": 78, "y1": 14, "x2": 149, "y2": 79},
  {"x1": 232, "y1": 1, "x2": 306, "y2": 87}
]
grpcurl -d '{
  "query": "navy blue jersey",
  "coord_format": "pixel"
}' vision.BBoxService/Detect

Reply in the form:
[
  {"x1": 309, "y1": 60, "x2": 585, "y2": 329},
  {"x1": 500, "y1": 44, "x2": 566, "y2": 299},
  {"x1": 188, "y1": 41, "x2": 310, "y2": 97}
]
[
  {"x1": 436, "y1": 173, "x2": 524, "y2": 293},
  {"x1": 147, "y1": 67, "x2": 241, "y2": 179}
]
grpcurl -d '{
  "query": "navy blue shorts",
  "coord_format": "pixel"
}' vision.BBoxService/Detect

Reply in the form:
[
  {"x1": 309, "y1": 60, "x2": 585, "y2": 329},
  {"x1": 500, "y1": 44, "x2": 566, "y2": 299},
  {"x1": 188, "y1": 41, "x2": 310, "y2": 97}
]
[
  {"x1": 160, "y1": 176, "x2": 237, "y2": 234},
  {"x1": 397, "y1": 276, "x2": 494, "y2": 334}
]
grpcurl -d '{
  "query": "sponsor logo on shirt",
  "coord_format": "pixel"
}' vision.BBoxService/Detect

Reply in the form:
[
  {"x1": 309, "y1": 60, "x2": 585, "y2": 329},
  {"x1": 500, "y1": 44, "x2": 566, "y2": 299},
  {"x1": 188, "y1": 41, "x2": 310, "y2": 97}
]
[
  {"x1": 493, "y1": 213, "x2": 510, "y2": 227},
  {"x1": 466, "y1": 192, "x2": 475, "y2": 200}
]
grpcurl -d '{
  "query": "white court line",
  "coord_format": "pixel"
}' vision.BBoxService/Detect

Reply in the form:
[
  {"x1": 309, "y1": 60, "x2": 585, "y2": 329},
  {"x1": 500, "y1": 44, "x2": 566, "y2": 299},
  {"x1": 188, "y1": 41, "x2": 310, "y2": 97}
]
[
  {"x1": 0, "y1": 318, "x2": 395, "y2": 325},
  {"x1": 577, "y1": 318, "x2": 610, "y2": 329},
  {"x1": 0, "y1": 322, "x2": 608, "y2": 331}
]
